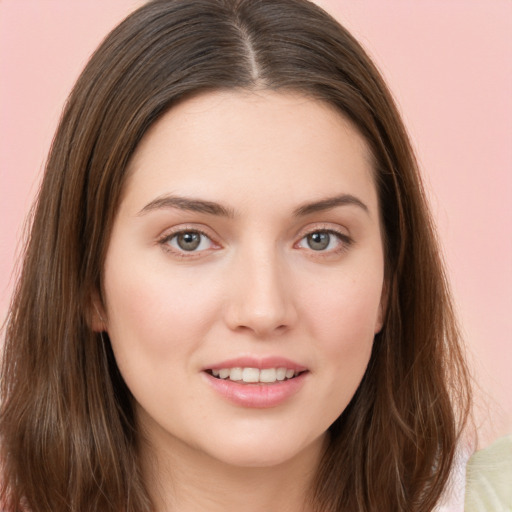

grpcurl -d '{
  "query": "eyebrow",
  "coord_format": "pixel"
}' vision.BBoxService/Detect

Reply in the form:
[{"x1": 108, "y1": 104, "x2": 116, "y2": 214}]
[
  {"x1": 138, "y1": 194, "x2": 234, "y2": 217},
  {"x1": 293, "y1": 194, "x2": 369, "y2": 216},
  {"x1": 137, "y1": 193, "x2": 368, "y2": 218}
]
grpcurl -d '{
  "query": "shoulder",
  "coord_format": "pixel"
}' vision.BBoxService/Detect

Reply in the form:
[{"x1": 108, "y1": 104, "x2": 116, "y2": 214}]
[
  {"x1": 465, "y1": 434, "x2": 512, "y2": 512},
  {"x1": 433, "y1": 443, "x2": 471, "y2": 512}
]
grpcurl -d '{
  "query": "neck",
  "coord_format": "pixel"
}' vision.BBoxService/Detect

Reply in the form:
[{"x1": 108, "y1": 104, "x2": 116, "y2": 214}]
[{"x1": 140, "y1": 423, "x2": 325, "y2": 512}]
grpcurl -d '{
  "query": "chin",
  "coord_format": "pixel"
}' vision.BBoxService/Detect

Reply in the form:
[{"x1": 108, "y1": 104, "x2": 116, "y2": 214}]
[{"x1": 199, "y1": 430, "x2": 325, "y2": 469}]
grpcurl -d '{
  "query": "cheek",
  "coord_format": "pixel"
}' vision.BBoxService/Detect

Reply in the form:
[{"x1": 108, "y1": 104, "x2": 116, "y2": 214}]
[
  {"x1": 103, "y1": 258, "x2": 222, "y2": 360},
  {"x1": 286, "y1": 269, "x2": 383, "y2": 436},
  {"x1": 300, "y1": 266, "x2": 383, "y2": 374},
  {"x1": 304, "y1": 271, "x2": 383, "y2": 338}
]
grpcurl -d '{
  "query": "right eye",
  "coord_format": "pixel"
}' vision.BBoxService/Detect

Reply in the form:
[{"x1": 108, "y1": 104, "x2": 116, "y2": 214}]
[{"x1": 161, "y1": 230, "x2": 215, "y2": 253}]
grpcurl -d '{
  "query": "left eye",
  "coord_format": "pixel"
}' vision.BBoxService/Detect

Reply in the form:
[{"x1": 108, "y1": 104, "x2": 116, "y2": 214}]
[
  {"x1": 165, "y1": 231, "x2": 213, "y2": 252},
  {"x1": 297, "y1": 231, "x2": 345, "y2": 251}
]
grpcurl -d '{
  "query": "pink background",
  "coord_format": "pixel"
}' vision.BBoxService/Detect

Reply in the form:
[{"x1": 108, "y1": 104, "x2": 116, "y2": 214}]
[{"x1": 1, "y1": 1, "x2": 511, "y2": 447}]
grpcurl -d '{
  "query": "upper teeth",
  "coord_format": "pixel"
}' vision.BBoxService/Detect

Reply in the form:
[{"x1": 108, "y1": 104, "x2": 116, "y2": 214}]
[{"x1": 211, "y1": 367, "x2": 298, "y2": 383}]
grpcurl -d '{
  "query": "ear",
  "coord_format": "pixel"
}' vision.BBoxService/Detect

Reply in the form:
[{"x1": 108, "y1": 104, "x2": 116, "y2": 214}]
[
  {"x1": 89, "y1": 294, "x2": 108, "y2": 333},
  {"x1": 374, "y1": 279, "x2": 388, "y2": 335}
]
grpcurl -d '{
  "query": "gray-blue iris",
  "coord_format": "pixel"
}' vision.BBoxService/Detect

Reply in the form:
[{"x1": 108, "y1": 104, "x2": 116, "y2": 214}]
[
  {"x1": 177, "y1": 232, "x2": 201, "y2": 251},
  {"x1": 307, "y1": 232, "x2": 330, "y2": 251}
]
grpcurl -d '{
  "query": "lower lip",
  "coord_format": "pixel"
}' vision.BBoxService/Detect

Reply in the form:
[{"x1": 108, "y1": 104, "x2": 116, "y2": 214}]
[{"x1": 203, "y1": 371, "x2": 308, "y2": 408}]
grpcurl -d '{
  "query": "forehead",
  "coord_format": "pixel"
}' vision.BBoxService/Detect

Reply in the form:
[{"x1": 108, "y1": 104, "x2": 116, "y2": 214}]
[{"x1": 121, "y1": 89, "x2": 377, "y2": 215}]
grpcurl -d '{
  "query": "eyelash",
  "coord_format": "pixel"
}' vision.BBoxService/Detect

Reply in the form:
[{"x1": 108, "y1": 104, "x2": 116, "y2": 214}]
[
  {"x1": 158, "y1": 226, "x2": 353, "y2": 258},
  {"x1": 295, "y1": 228, "x2": 353, "y2": 256},
  {"x1": 158, "y1": 227, "x2": 218, "y2": 258}
]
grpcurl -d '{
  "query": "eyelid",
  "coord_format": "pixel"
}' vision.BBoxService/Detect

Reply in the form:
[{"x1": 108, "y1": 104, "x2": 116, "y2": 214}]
[
  {"x1": 294, "y1": 223, "x2": 353, "y2": 254},
  {"x1": 294, "y1": 222, "x2": 351, "y2": 241},
  {"x1": 157, "y1": 224, "x2": 222, "y2": 256}
]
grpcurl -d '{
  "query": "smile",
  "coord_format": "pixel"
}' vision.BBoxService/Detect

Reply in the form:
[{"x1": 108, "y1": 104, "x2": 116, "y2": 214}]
[
  {"x1": 203, "y1": 358, "x2": 309, "y2": 408},
  {"x1": 208, "y1": 367, "x2": 303, "y2": 383}
]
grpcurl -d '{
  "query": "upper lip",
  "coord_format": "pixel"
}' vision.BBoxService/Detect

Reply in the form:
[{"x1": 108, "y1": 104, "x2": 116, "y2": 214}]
[{"x1": 204, "y1": 356, "x2": 308, "y2": 372}]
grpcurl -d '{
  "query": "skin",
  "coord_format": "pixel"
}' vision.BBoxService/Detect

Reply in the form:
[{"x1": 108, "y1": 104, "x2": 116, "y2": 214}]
[{"x1": 96, "y1": 90, "x2": 386, "y2": 512}]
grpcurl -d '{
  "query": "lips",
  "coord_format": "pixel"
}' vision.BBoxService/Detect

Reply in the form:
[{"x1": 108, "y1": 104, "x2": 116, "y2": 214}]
[{"x1": 202, "y1": 357, "x2": 309, "y2": 408}]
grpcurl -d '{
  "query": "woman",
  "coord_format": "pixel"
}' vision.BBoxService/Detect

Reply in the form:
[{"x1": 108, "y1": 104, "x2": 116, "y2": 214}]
[{"x1": 0, "y1": 0, "x2": 471, "y2": 510}]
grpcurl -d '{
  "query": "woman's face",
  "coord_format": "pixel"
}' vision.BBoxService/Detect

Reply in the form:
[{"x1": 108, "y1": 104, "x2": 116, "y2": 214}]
[{"x1": 99, "y1": 90, "x2": 385, "y2": 469}]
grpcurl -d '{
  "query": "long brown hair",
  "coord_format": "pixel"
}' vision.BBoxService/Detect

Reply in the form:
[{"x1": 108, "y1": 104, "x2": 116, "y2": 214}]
[{"x1": 0, "y1": 0, "x2": 471, "y2": 510}]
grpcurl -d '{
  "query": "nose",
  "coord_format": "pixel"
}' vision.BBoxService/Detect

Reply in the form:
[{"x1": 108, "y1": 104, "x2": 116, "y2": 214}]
[{"x1": 223, "y1": 246, "x2": 297, "y2": 337}]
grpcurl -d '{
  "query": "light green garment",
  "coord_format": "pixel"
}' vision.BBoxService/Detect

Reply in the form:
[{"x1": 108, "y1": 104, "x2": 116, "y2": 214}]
[{"x1": 465, "y1": 435, "x2": 512, "y2": 512}]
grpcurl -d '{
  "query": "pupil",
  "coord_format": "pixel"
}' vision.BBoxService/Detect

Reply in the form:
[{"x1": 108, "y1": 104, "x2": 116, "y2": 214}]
[
  {"x1": 308, "y1": 232, "x2": 330, "y2": 251},
  {"x1": 177, "y1": 232, "x2": 201, "y2": 251}
]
